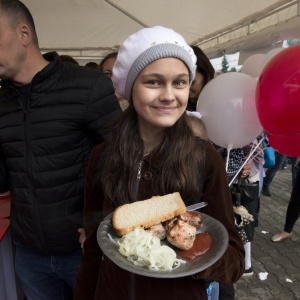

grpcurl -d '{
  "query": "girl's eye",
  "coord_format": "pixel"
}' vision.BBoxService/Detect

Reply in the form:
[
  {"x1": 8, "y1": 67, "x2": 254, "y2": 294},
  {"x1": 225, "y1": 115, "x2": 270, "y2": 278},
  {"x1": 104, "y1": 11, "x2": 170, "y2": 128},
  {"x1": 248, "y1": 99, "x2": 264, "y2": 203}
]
[
  {"x1": 146, "y1": 80, "x2": 160, "y2": 86},
  {"x1": 104, "y1": 71, "x2": 112, "y2": 78},
  {"x1": 174, "y1": 80, "x2": 187, "y2": 87}
]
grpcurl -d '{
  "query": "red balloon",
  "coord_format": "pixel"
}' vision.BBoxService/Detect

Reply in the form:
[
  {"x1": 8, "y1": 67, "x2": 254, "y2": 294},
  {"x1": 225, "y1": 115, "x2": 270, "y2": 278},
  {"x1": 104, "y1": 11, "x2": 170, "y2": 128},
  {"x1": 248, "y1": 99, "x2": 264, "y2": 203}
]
[
  {"x1": 268, "y1": 134, "x2": 300, "y2": 157},
  {"x1": 256, "y1": 45, "x2": 300, "y2": 135}
]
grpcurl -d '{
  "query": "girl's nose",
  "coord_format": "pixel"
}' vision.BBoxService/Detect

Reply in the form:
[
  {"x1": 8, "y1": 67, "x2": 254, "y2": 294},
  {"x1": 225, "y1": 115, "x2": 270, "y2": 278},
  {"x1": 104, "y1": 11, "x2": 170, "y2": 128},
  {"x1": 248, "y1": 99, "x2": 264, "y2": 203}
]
[{"x1": 158, "y1": 85, "x2": 175, "y2": 102}]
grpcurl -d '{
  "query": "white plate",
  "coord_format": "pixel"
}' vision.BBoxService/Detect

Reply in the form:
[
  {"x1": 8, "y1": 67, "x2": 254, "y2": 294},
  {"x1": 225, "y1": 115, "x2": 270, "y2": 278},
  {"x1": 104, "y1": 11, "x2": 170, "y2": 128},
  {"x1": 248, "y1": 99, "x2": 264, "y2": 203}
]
[{"x1": 97, "y1": 212, "x2": 228, "y2": 278}]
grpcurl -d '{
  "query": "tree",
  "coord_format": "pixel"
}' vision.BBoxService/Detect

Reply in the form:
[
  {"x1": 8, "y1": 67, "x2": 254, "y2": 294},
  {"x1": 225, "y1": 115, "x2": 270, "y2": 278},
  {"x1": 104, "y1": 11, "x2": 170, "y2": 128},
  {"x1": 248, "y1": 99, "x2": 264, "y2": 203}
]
[
  {"x1": 221, "y1": 55, "x2": 229, "y2": 73},
  {"x1": 229, "y1": 66, "x2": 237, "y2": 72},
  {"x1": 287, "y1": 39, "x2": 300, "y2": 47}
]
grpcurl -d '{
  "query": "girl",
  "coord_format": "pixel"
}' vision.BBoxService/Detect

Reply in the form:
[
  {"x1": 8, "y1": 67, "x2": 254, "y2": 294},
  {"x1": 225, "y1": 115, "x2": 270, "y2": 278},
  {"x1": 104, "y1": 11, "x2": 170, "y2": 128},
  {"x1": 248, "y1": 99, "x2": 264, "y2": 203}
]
[{"x1": 75, "y1": 26, "x2": 244, "y2": 300}]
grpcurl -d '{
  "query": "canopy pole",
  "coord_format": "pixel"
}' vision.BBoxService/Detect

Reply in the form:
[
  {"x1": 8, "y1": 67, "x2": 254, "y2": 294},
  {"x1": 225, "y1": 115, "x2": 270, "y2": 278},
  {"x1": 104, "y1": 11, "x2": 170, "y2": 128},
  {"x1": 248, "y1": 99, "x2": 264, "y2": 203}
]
[{"x1": 105, "y1": 0, "x2": 148, "y2": 28}]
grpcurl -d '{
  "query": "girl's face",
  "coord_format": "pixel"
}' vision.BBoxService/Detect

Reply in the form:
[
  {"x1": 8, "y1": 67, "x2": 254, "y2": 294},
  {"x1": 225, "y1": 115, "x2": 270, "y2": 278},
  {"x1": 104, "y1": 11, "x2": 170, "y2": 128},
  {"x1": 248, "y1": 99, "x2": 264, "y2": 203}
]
[
  {"x1": 132, "y1": 58, "x2": 190, "y2": 133},
  {"x1": 189, "y1": 71, "x2": 204, "y2": 103},
  {"x1": 101, "y1": 57, "x2": 116, "y2": 79}
]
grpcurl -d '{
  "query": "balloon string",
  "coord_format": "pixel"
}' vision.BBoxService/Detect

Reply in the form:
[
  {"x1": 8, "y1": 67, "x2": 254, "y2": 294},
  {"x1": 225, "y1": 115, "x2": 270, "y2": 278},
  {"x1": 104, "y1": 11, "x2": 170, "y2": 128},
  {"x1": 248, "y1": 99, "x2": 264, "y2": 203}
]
[
  {"x1": 228, "y1": 137, "x2": 264, "y2": 187},
  {"x1": 248, "y1": 145, "x2": 269, "y2": 163},
  {"x1": 247, "y1": 133, "x2": 271, "y2": 163},
  {"x1": 225, "y1": 144, "x2": 233, "y2": 173}
]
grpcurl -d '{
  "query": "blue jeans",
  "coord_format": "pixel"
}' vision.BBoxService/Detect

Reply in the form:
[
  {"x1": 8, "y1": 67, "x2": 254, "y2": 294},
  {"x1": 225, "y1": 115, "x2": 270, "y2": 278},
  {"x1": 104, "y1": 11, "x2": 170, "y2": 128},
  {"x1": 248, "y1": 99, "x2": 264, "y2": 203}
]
[
  {"x1": 263, "y1": 152, "x2": 287, "y2": 188},
  {"x1": 15, "y1": 242, "x2": 82, "y2": 300}
]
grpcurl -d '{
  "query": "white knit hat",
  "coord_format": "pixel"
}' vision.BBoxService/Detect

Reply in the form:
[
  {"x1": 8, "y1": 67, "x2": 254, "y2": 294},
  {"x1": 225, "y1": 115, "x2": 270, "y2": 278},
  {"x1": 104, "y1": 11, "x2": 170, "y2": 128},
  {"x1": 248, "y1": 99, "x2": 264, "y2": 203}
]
[{"x1": 112, "y1": 26, "x2": 197, "y2": 101}]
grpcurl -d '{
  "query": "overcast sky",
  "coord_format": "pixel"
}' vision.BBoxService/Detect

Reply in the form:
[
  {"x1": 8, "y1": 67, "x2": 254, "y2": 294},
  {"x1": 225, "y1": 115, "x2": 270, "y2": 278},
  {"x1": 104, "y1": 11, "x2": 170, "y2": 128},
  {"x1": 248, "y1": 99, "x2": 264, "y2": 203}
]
[{"x1": 210, "y1": 52, "x2": 240, "y2": 72}]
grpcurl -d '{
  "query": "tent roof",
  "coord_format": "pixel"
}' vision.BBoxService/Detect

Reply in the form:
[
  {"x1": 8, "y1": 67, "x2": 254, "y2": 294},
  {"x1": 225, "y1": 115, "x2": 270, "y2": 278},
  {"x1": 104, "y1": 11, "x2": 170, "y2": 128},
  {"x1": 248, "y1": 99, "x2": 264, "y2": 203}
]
[{"x1": 23, "y1": 0, "x2": 300, "y2": 64}]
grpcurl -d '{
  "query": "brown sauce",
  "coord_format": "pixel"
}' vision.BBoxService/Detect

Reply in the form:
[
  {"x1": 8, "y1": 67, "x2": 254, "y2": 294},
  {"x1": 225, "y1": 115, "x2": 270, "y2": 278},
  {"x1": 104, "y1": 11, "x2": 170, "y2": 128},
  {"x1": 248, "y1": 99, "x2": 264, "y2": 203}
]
[{"x1": 176, "y1": 232, "x2": 212, "y2": 262}]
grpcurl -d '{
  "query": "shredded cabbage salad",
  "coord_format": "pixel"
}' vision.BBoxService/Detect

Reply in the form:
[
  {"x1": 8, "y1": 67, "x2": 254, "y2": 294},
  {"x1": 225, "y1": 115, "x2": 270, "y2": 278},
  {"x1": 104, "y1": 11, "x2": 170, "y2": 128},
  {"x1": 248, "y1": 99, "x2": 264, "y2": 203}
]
[{"x1": 114, "y1": 228, "x2": 186, "y2": 271}]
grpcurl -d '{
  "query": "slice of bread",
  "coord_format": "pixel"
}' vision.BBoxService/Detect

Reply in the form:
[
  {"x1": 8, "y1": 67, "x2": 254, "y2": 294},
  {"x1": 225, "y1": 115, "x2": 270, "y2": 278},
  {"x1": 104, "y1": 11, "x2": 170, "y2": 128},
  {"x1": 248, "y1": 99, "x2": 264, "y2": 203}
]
[{"x1": 112, "y1": 192, "x2": 186, "y2": 236}]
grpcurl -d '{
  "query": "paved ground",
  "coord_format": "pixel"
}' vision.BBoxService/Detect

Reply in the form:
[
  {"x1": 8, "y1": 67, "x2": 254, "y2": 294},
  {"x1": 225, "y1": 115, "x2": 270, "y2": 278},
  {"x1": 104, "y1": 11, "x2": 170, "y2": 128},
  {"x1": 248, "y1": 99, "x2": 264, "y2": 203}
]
[{"x1": 234, "y1": 164, "x2": 300, "y2": 300}]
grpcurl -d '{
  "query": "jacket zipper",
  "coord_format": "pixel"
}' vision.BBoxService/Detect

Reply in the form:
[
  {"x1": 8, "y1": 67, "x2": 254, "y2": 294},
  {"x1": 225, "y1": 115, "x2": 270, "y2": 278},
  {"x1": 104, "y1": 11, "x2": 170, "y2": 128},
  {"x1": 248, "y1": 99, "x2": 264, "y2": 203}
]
[
  {"x1": 130, "y1": 159, "x2": 144, "y2": 300},
  {"x1": 130, "y1": 273, "x2": 136, "y2": 300},
  {"x1": 22, "y1": 87, "x2": 47, "y2": 250},
  {"x1": 135, "y1": 157, "x2": 144, "y2": 199},
  {"x1": 130, "y1": 152, "x2": 150, "y2": 299},
  {"x1": 137, "y1": 159, "x2": 143, "y2": 181}
]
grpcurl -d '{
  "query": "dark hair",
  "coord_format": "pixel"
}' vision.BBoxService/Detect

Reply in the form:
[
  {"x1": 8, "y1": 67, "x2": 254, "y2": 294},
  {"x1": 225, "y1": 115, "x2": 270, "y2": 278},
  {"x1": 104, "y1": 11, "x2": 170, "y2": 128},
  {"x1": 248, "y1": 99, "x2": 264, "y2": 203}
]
[
  {"x1": 98, "y1": 52, "x2": 118, "y2": 71},
  {"x1": 85, "y1": 62, "x2": 99, "y2": 69},
  {"x1": 60, "y1": 55, "x2": 79, "y2": 65},
  {"x1": 0, "y1": 0, "x2": 38, "y2": 46},
  {"x1": 191, "y1": 46, "x2": 215, "y2": 86},
  {"x1": 98, "y1": 106, "x2": 203, "y2": 205}
]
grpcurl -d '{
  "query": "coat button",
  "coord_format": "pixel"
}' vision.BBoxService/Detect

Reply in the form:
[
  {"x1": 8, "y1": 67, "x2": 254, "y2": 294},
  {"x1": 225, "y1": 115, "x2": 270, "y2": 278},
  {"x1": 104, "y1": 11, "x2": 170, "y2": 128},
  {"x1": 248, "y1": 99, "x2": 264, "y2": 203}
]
[{"x1": 143, "y1": 171, "x2": 152, "y2": 180}]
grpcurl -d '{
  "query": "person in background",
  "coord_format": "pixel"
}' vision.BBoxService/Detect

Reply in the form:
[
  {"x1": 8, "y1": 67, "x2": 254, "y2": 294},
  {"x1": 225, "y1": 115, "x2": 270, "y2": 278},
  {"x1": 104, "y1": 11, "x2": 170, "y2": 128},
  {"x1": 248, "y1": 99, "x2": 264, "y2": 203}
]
[
  {"x1": 187, "y1": 111, "x2": 220, "y2": 300},
  {"x1": 98, "y1": 52, "x2": 118, "y2": 78},
  {"x1": 262, "y1": 151, "x2": 287, "y2": 196},
  {"x1": 85, "y1": 61, "x2": 98, "y2": 69},
  {"x1": 291, "y1": 157, "x2": 299, "y2": 187},
  {"x1": 216, "y1": 142, "x2": 263, "y2": 300},
  {"x1": 0, "y1": 1, "x2": 121, "y2": 299},
  {"x1": 187, "y1": 112, "x2": 208, "y2": 140},
  {"x1": 281, "y1": 156, "x2": 287, "y2": 170},
  {"x1": 272, "y1": 157, "x2": 300, "y2": 242},
  {"x1": 186, "y1": 45, "x2": 215, "y2": 111},
  {"x1": 59, "y1": 54, "x2": 79, "y2": 65},
  {"x1": 186, "y1": 111, "x2": 262, "y2": 296},
  {"x1": 74, "y1": 25, "x2": 244, "y2": 300},
  {"x1": 189, "y1": 44, "x2": 263, "y2": 297},
  {"x1": 99, "y1": 52, "x2": 130, "y2": 111}
]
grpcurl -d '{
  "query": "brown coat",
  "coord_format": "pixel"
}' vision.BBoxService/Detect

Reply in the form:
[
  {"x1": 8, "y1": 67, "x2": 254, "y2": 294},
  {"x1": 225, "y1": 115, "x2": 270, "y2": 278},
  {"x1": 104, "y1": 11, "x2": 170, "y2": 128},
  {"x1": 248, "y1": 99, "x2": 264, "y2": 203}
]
[{"x1": 75, "y1": 141, "x2": 245, "y2": 300}]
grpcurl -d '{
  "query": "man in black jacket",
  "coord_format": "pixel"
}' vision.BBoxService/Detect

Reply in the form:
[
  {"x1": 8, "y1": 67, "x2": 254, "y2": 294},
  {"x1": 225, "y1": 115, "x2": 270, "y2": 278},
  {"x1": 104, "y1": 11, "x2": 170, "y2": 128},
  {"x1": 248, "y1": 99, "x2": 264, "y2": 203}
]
[{"x1": 0, "y1": 0, "x2": 121, "y2": 299}]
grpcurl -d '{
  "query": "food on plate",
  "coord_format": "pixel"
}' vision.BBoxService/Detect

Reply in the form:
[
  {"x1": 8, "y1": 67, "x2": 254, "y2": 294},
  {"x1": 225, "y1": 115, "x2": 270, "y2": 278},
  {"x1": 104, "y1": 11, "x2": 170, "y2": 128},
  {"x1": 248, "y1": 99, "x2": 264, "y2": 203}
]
[
  {"x1": 166, "y1": 219, "x2": 197, "y2": 250},
  {"x1": 110, "y1": 194, "x2": 212, "y2": 270},
  {"x1": 162, "y1": 211, "x2": 202, "y2": 232},
  {"x1": 162, "y1": 211, "x2": 202, "y2": 249},
  {"x1": 180, "y1": 211, "x2": 203, "y2": 228},
  {"x1": 145, "y1": 223, "x2": 166, "y2": 240},
  {"x1": 176, "y1": 232, "x2": 212, "y2": 262},
  {"x1": 112, "y1": 192, "x2": 186, "y2": 236},
  {"x1": 112, "y1": 192, "x2": 205, "y2": 251},
  {"x1": 144, "y1": 211, "x2": 202, "y2": 247},
  {"x1": 117, "y1": 228, "x2": 186, "y2": 271}
]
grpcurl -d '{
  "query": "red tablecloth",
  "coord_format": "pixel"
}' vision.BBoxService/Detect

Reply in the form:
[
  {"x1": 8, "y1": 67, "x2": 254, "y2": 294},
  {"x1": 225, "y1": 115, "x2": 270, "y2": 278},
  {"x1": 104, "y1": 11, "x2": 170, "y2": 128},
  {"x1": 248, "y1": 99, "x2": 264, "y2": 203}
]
[
  {"x1": 0, "y1": 199, "x2": 10, "y2": 219},
  {"x1": 0, "y1": 218, "x2": 10, "y2": 241},
  {"x1": 0, "y1": 192, "x2": 11, "y2": 240}
]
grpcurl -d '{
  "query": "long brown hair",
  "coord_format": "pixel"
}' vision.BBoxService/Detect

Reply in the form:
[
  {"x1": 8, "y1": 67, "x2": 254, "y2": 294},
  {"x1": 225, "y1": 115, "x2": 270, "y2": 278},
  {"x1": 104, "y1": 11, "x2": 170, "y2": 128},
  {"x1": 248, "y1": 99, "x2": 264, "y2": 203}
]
[{"x1": 98, "y1": 106, "x2": 204, "y2": 205}]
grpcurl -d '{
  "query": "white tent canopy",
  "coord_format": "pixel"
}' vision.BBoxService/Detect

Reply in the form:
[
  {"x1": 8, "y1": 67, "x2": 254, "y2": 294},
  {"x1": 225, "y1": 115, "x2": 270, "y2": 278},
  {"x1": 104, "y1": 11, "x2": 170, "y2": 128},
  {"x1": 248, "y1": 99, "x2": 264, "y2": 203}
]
[{"x1": 23, "y1": 0, "x2": 300, "y2": 65}]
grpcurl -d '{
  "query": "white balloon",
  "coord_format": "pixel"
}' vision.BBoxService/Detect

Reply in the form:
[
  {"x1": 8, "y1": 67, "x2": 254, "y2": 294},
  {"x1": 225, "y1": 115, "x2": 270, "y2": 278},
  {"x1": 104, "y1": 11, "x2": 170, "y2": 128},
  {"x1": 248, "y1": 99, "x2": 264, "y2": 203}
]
[
  {"x1": 196, "y1": 73, "x2": 262, "y2": 149},
  {"x1": 241, "y1": 54, "x2": 265, "y2": 78},
  {"x1": 261, "y1": 48, "x2": 284, "y2": 71}
]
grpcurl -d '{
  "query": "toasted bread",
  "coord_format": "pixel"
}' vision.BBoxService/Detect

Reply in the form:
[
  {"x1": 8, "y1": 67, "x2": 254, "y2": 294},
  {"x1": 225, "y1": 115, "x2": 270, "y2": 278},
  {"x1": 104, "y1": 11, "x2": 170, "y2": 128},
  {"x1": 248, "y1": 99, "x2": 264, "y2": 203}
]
[{"x1": 112, "y1": 192, "x2": 186, "y2": 236}]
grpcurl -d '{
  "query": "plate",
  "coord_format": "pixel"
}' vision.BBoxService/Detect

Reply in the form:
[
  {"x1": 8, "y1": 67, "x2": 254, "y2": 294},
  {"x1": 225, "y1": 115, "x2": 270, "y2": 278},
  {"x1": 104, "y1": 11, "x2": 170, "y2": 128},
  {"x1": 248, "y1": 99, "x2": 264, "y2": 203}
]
[{"x1": 97, "y1": 212, "x2": 229, "y2": 278}]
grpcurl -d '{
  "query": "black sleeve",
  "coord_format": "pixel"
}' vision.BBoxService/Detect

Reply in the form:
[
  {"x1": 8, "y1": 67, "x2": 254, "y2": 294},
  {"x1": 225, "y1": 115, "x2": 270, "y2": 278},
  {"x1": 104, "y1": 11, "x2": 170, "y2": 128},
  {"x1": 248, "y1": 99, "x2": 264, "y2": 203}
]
[{"x1": 86, "y1": 73, "x2": 122, "y2": 144}]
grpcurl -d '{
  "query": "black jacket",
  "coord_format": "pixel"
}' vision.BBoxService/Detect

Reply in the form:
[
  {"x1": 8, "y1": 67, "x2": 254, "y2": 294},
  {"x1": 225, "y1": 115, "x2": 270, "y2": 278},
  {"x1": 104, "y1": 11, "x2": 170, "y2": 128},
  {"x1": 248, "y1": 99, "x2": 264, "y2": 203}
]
[{"x1": 0, "y1": 52, "x2": 121, "y2": 255}]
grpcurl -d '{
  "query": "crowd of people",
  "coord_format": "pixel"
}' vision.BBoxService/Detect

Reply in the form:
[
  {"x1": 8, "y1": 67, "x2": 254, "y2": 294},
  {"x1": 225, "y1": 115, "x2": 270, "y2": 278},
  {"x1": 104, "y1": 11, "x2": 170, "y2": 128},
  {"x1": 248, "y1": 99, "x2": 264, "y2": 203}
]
[{"x1": 0, "y1": 1, "x2": 298, "y2": 300}]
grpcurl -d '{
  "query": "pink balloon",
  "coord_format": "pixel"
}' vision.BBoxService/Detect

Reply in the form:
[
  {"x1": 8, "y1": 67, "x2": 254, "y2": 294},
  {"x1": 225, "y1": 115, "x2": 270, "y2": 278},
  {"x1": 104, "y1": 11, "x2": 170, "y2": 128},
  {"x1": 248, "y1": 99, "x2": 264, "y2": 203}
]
[
  {"x1": 197, "y1": 73, "x2": 262, "y2": 149},
  {"x1": 241, "y1": 54, "x2": 265, "y2": 78},
  {"x1": 256, "y1": 45, "x2": 300, "y2": 135},
  {"x1": 268, "y1": 134, "x2": 300, "y2": 157}
]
